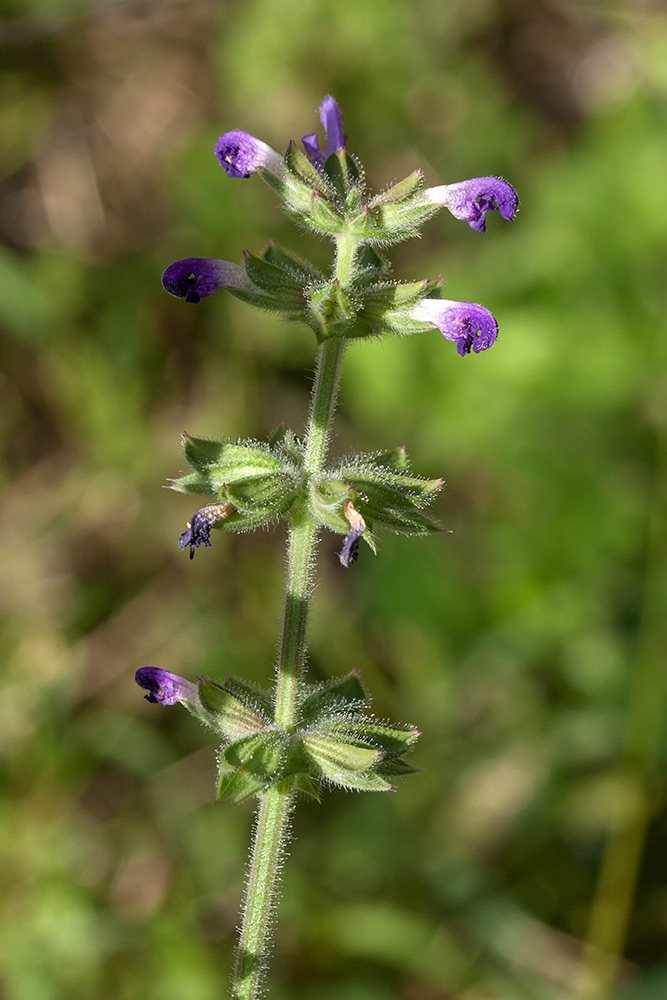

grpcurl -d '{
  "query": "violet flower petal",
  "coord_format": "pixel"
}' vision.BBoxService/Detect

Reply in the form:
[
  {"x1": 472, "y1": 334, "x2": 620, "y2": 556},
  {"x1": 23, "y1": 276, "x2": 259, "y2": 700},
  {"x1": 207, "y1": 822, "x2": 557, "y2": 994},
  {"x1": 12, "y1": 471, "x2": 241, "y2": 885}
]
[
  {"x1": 424, "y1": 177, "x2": 518, "y2": 233},
  {"x1": 302, "y1": 95, "x2": 346, "y2": 167},
  {"x1": 301, "y1": 132, "x2": 321, "y2": 163},
  {"x1": 135, "y1": 667, "x2": 200, "y2": 707},
  {"x1": 320, "y1": 95, "x2": 346, "y2": 156},
  {"x1": 179, "y1": 503, "x2": 237, "y2": 559},
  {"x1": 339, "y1": 499, "x2": 366, "y2": 567},
  {"x1": 410, "y1": 298, "x2": 499, "y2": 356},
  {"x1": 215, "y1": 130, "x2": 283, "y2": 179},
  {"x1": 162, "y1": 258, "x2": 250, "y2": 303},
  {"x1": 339, "y1": 526, "x2": 364, "y2": 567}
]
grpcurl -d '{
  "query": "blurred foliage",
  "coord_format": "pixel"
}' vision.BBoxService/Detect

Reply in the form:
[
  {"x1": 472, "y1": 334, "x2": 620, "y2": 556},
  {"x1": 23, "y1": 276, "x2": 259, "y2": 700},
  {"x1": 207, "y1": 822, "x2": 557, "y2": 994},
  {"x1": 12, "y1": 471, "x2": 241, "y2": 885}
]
[{"x1": 1, "y1": 0, "x2": 666, "y2": 998}]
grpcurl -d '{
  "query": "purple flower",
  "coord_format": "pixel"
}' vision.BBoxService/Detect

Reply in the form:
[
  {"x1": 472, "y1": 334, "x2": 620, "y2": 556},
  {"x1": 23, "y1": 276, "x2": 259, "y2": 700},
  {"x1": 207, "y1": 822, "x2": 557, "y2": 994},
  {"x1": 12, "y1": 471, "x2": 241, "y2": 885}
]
[
  {"x1": 409, "y1": 299, "x2": 498, "y2": 356},
  {"x1": 301, "y1": 95, "x2": 347, "y2": 168},
  {"x1": 136, "y1": 667, "x2": 200, "y2": 707},
  {"x1": 215, "y1": 130, "x2": 284, "y2": 179},
  {"x1": 179, "y1": 502, "x2": 237, "y2": 559},
  {"x1": 423, "y1": 177, "x2": 518, "y2": 233},
  {"x1": 162, "y1": 258, "x2": 251, "y2": 303},
  {"x1": 339, "y1": 500, "x2": 366, "y2": 568}
]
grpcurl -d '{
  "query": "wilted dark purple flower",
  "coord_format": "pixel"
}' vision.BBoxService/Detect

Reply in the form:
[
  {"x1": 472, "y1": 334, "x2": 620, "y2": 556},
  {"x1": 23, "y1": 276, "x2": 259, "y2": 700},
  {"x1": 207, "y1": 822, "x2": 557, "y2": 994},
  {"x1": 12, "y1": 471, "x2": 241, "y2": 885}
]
[
  {"x1": 409, "y1": 299, "x2": 498, "y2": 356},
  {"x1": 423, "y1": 177, "x2": 518, "y2": 233},
  {"x1": 215, "y1": 130, "x2": 284, "y2": 179},
  {"x1": 339, "y1": 499, "x2": 366, "y2": 568},
  {"x1": 301, "y1": 95, "x2": 347, "y2": 168},
  {"x1": 179, "y1": 502, "x2": 237, "y2": 559},
  {"x1": 162, "y1": 258, "x2": 252, "y2": 303},
  {"x1": 135, "y1": 667, "x2": 200, "y2": 707}
]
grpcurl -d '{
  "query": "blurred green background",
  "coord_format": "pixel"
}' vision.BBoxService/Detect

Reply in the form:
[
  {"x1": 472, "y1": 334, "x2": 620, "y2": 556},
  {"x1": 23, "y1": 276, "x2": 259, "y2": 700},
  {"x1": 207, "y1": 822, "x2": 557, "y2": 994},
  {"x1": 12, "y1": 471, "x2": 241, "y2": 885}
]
[{"x1": 1, "y1": 1, "x2": 666, "y2": 998}]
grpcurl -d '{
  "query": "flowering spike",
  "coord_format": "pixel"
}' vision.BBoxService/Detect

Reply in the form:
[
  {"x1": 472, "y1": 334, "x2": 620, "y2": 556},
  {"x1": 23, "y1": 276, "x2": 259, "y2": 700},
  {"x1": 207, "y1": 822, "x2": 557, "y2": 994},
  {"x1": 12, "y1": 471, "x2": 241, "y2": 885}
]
[
  {"x1": 162, "y1": 258, "x2": 251, "y2": 303},
  {"x1": 302, "y1": 95, "x2": 346, "y2": 168},
  {"x1": 179, "y1": 502, "x2": 237, "y2": 558},
  {"x1": 339, "y1": 499, "x2": 366, "y2": 567},
  {"x1": 215, "y1": 130, "x2": 284, "y2": 179},
  {"x1": 423, "y1": 176, "x2": 518, "y2": 233},
  {"x1": 409, "y1": 298, "x2": 498, "y2": 356},
  {"x1": 135, "y1": 667, "x2": 200, "y2": 707}
]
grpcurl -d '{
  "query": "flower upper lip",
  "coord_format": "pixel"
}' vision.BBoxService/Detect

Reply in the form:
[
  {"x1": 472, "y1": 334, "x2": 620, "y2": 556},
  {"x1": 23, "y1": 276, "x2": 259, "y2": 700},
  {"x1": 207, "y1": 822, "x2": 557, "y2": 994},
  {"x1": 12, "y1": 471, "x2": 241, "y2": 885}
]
[{"x1": 301, "y1": 95, "x2": 347, "y2": 168}]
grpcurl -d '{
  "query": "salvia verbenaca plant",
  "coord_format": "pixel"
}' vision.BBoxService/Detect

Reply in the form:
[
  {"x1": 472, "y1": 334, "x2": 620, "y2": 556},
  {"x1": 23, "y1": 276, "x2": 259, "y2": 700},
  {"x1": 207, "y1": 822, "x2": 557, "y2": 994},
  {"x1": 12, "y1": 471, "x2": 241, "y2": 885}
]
[{"x1": 137, "y1": 96, "x2": 518, "y2": 999}]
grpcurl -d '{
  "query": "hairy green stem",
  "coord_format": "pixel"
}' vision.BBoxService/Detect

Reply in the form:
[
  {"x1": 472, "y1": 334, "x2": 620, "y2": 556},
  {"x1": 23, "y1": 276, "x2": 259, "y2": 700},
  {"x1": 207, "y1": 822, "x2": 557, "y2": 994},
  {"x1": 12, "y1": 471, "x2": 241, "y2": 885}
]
[{"x1": 230, "y1": 236, "x2": 355, "y2": 1000}]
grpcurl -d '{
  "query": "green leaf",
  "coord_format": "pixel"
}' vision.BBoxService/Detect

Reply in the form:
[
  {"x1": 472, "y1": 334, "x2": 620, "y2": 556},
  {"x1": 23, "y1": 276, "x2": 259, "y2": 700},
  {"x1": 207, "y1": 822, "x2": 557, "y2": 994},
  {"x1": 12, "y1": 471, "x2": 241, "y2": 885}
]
[
  {"x1": 299, "y1": 672, "x2": 369, "y2": 725},
  {"x1": 223, "y1": 473, "x2": 300, "y2": 518},
  {"x1": 277, "y1": 772, "x2": 322, "y2": 801},
  {"x1": 169, "y1": 472, "x2": 218, "y2": 499},
  {"x1": 267, "y1": 426, "x2": 304, "y2": 466},
  {"x1": 183, "y1": 436, "x2": 286, "y2": 480},
  {"x1": 243, "y1": 251, "x2": 308, "y2": 300},
  {"x1": 340, "y1": 464, "x2": 443, "y2": 500},
  {"x1": 302, "y1": 732, "x2": 382, "y2": 773},
  {"x1": 359, "y1": 503, "x2": 442, "y2": 536},
  {"x1": 261, "y1": 242, "x2": 323, "y2": 283},
  {"x1": 284, "y1": 142, "x2": 335, "y2": 196},
  {"x1": 322, "y1": 149, "x2": 363, "y2": 204},
  {"x1": 318, "y1": 719, "x2": 420, "y2": 756},
  {"x1": 309, "y1": 478, "x2": 350, "y2": 532},
  {"x1": 364, "y1": 446, "x2": 409, "y2": 472},
  {"x1": 368, "y1": 169, "x2": 424, "y2": 206},
  {"x1": 351, "y1": 246, "x2": 391, "y2": 286},
  {"x1": 222, "y1": 731, "x2": 288, "y2": 779},
  {"x1": 314, "y1": 464, "x2": 443, "y2": 536},
  {"x1": 198, "y1": 678, "x2": 269, "y2": 741},
  {"x1": 308, "y1": 281, "x2": 358, "y2": 337},
  {"x1": 216, "y1": 769, "x2": 269, "y2": 804},
  {"x1": 362, "y1": 200, "x2": 440, "y2": 245},
  {"x1": 375, "y1": 757, "x2": 422, "y2": 777},
  {"x1": 217, "y1": 676, "x2": 274, "y2": 720}
]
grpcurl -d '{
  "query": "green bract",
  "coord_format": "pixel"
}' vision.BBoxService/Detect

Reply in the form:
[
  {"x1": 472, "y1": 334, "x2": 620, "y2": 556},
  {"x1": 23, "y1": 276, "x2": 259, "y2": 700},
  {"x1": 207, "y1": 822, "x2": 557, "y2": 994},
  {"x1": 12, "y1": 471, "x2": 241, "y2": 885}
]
[
  {"x1": 204, "y1": 671, "x2": 420, "y2": 804},
  {"x1": 172, "y1": 433, "x2": 444, "y2": 547}
]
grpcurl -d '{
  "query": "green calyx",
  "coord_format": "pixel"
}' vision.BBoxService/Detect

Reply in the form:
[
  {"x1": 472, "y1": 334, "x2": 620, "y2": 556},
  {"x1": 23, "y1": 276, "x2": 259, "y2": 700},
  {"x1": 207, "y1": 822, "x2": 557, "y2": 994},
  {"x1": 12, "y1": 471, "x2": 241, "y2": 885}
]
[
  {"x1": 171, "y1": 435, "x2": 444, "y2": 546},
  {"x1": 171, "y1": 432, "x2": 304, "y2": 532},
  {"x1": 311, "y1": 448, "x2": 445, "y2": 544},
  {"x1": 221, "y1": 238, "x2": 442, "y2": 344},
  {"x1": 192, "y1": 670, "x2": 420, "y2": 804},
  {"x1": 262, "y1": 143, "x2": 443, "y2": 248}
]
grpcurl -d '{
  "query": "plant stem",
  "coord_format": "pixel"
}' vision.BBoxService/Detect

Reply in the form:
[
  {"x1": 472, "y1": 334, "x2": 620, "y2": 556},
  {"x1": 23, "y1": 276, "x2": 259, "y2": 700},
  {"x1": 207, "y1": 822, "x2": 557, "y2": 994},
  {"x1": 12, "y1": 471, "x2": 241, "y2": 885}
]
[
  {"x1": 230, "y1": 236, "x2": 356, "y2": 1000},
  {"x1": 230, "y1": 786, "x2": 293, "y2": 1000}
]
